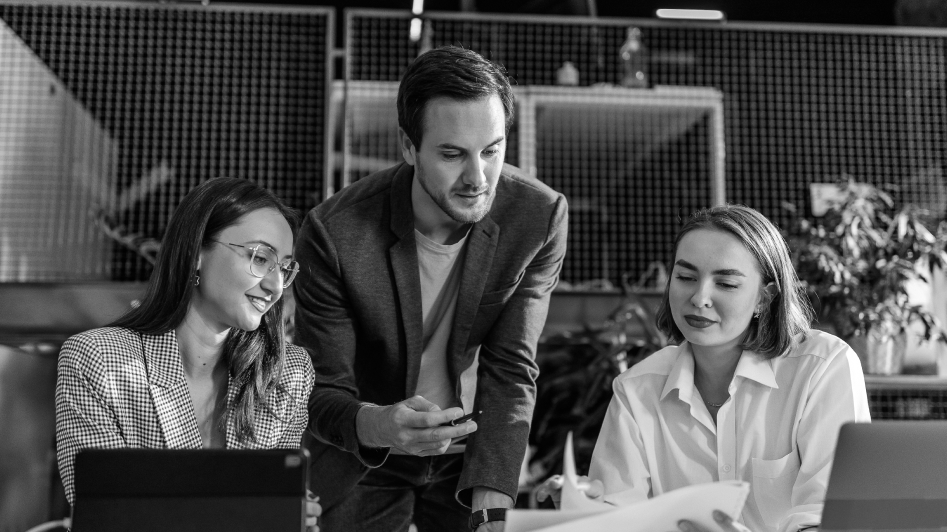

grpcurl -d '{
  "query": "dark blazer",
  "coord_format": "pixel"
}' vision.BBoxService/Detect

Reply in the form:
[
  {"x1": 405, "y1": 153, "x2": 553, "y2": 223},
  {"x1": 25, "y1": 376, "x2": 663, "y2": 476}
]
[{"x1": 294, "y1": 162, "x2": 568, "y2": 507}]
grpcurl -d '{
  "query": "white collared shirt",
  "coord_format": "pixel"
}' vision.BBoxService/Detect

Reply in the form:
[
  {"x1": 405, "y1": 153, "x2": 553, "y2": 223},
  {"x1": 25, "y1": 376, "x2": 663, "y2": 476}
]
[{"x1": 589, "y1": 330, "x2": 870, "y2": 532}]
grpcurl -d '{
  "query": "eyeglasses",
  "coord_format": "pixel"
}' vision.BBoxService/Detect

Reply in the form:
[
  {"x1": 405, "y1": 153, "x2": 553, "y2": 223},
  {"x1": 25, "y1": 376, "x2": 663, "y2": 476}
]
[{"x1": 212, "y1": 241, "x2": 300, "y2": 288}]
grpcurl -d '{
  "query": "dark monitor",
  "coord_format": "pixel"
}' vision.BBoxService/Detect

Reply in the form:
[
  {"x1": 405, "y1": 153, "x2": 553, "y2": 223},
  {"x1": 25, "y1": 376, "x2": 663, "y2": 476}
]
[
  {"x1": 822, "y1": 421, "x2": 947, "y2": 532},
  {"x1": 71, "y1": 448, "x2": 309, "y2": 532}
]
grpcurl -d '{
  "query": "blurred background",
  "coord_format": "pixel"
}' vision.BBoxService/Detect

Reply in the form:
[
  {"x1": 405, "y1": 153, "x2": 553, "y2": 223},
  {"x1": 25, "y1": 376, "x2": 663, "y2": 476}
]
[{"x1": 2, "y1": 0, "x2": 947, "y2": 530}]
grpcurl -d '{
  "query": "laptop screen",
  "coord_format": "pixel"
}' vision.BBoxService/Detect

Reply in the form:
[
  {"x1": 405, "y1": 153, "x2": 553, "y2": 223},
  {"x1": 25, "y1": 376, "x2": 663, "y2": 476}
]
[
  {"x1": 71, "y1": 448, "x2": 309, "y2": 532},
  {"x1": 821, "y1": 421, "x2": 947, "y2": 532}
]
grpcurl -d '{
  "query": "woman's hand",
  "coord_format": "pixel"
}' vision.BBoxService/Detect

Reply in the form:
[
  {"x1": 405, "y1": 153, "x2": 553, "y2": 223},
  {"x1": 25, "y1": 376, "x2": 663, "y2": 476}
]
[
  {"x1": 677, "y1": 510, "x2": 752, "y2": 532},
  {"x1": 306, "y1": 491, "x2": 322, "y2": 532},
  {"x1": 534, "y1": 475, "x2": 604, "y2": 509}
]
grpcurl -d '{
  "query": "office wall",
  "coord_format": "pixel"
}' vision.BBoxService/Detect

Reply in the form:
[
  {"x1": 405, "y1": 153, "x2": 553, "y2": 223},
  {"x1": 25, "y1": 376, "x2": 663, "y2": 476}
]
[
  {"x1": 0, "y1": 2, "x2": 333, "y2": 281},
  {"x1": 345, "y1": 11, "x2": 947, "y2": 287}
]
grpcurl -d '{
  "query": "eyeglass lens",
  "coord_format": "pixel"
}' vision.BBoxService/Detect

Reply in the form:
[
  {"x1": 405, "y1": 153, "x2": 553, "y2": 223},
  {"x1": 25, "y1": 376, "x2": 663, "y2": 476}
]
[{"x1": 248, "y1": 246, "x2": 299, "y2": 288}]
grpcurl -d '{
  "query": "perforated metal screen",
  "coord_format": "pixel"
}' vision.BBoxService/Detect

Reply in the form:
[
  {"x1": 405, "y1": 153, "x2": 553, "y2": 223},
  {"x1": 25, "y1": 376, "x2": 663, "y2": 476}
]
[
  {"x1": 343, "y1": 10, "x2": 947, "y2": 287},
  {"x1": 0, "y1": 2, "x2": 332, "y2": 281},
  {"x1": 868, "y1": 379, "x2": 947, "y2": 420}
]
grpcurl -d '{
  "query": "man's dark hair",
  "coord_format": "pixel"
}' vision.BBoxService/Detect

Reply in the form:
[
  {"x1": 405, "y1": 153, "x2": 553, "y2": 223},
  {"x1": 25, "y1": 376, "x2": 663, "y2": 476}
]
[{"x1": 397, "y1": 45, "x2": 515, "y2": 149}]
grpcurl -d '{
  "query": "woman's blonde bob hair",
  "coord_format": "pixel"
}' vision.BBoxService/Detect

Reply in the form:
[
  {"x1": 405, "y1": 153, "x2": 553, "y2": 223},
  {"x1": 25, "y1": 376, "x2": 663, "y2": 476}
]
[{"x1": 654, "y1": 204, "x2": 814, "y2": 358}]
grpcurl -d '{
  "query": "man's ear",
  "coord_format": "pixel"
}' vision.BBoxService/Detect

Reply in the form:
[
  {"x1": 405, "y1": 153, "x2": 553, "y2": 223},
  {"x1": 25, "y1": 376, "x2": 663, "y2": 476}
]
[{"x1": 398, "y1": 128, "x2": 417, "y2": 166}]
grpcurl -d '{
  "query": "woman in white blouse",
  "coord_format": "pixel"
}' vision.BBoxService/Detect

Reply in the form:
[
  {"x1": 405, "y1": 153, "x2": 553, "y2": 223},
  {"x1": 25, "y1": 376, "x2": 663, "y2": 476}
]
[{"x1": 540, "y1": 204, "x2": 870, "y2": 532}]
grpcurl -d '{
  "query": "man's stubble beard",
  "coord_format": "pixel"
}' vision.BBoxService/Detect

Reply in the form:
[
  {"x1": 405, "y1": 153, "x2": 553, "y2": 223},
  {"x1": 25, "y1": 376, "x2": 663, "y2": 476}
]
[{"x1": 416, "y1": 163, "x2": 496, "y2": 224}]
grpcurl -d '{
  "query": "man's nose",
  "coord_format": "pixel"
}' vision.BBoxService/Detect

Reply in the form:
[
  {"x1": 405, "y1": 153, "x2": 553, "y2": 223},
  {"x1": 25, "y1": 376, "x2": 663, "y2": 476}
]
[{"x1": 463, "y1": 155, "x2": 487, "y2": 189}]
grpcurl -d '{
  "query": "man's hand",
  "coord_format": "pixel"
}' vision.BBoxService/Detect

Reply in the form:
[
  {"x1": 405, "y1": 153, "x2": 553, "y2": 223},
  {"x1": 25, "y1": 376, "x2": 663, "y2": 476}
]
[
  {"x1": 677, "y1": 510, "x2": 753, "y2": 532},
  {"x1": 355, "y1": 395, "x2": 477, "y2": 455},
  {"x1": 535, "y1": 474, "x2": 604, "y2": 509}
]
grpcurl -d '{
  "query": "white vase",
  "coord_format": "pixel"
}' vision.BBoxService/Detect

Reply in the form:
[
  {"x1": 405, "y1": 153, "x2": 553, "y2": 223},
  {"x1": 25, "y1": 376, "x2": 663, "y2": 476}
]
[{"x1": 864, "y1": 325, "x2": 908, "y2": 375}]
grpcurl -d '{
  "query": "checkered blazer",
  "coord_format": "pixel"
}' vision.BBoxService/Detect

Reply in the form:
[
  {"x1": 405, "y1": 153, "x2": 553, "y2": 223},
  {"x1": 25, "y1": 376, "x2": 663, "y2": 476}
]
[{"x1": 55, "y1": 326, "x2": 314, "y2": 504}]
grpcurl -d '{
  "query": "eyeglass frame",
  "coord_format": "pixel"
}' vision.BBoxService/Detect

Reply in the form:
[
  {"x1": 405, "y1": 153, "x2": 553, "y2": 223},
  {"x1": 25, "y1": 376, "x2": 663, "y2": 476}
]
[{"x1": 210, "y1": 240, "x2": 300, "y2": 288}]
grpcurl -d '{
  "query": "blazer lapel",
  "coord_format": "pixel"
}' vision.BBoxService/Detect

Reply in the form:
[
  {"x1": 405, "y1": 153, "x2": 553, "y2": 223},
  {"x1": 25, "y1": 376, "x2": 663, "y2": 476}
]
[
  {"x1": 448, "y1": 217, "x2": 499, "y2": 383},
  {"x1": 389, "y1": 164, "x2": 425, "y2": 398},
  {"x1": 142, "y1": 330, "x2": 203, "y2": 449}
]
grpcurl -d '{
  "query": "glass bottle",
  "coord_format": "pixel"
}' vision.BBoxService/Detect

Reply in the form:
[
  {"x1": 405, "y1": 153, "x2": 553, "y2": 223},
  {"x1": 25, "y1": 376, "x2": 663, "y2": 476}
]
[{"x1": 619, "y1": 27, "x2": 648, "y2": 88}]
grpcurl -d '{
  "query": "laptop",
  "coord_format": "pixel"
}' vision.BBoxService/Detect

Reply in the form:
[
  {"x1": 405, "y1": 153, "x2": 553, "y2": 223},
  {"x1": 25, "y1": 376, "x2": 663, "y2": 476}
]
[
  {"x1": 71, "y1": 448, "x2": 310, "y2": 532},
  {"x1": 821, "y1": 421, "x2": 947, "y2": 532}
]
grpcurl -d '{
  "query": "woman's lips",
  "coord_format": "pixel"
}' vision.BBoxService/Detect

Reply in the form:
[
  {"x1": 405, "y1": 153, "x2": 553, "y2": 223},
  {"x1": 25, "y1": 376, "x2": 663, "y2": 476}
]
[
  {"x1": 684, "y1": 315, "x2": 715, "y2": 329},
  {"x1": 247, "y1": 295, "x2": 269, "y2": 312}
]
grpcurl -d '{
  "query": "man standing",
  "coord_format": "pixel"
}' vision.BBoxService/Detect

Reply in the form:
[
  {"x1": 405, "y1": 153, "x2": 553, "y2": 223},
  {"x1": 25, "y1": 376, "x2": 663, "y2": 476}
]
[{"x1": 294, "y1": 46, "x2": 568, "y2": 532}]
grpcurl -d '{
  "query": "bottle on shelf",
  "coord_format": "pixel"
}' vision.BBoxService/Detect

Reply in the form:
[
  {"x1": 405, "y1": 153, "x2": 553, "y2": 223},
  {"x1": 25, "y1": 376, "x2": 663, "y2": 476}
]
[
  {"x1": 419, "y1": 19, "x2": 434, "y2": 56},
  {"x1": 619, "y1": 26, "x2": 648, "y2": 88},
  {"x1": 556, "y1": 61, "x2": 579, "y2": 86}
]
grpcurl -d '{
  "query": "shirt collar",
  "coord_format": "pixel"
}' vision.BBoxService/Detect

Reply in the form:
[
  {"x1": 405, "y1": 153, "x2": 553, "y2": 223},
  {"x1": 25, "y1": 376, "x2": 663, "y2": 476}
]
[
  {"x1": 659, "y1": 341, "x2": 779, "y2": 403},
  {"x1": 733, "y1": 349, "x2": 779, "y2": 389},
  {"x1": 661, "y1": 342, "x2": 696, "y2": 402}
]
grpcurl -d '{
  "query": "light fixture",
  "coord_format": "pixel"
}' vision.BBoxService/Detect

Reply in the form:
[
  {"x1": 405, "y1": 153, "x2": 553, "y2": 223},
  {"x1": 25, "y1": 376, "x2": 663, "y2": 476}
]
[
  {"x1": 409, "y1": 0, "x2": 424, "y2": 42},
  {"x1": 655, "y1": 8, "x2": 726, "y2": 21}
]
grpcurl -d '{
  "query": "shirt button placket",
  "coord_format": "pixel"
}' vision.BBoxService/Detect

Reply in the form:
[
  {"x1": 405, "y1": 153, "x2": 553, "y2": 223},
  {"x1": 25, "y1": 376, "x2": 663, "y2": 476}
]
[{"x1": 717, "y1": 401, "x2": 737, "y2": 481}]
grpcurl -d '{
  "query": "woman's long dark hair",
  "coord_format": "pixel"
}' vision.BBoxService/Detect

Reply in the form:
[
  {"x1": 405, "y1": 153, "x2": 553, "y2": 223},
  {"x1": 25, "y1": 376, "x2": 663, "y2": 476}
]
[{"x1": 112, "y1": 177, "x2": 300, "y2": 443}]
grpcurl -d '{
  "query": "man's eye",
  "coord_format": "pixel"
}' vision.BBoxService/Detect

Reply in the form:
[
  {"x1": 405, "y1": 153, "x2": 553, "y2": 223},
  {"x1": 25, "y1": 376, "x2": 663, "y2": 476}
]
[
  {"x1": 252, "y1": 255, "x2": 270, "y2": 266},
  {"x1": 442, "y1": 152, "x2": 461, "y2": 160}
]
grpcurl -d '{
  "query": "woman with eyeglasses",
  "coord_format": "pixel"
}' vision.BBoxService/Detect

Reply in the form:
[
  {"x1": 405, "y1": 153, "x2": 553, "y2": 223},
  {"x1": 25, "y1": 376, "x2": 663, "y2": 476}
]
[{"x1": 55, "y1": 177, "x2": 320, "y2": 529}]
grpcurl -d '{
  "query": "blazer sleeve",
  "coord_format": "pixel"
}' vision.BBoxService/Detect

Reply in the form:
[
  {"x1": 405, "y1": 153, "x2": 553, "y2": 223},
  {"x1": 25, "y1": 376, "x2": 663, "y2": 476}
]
[
  {"x1": 293, "y1": 212, "x2": 387, "y2": 466},
  {"x1": 55, "y1": 334, "x2": 128, "y2": 505},
  {"x1": 456, "y1": 195, "x2": 569, "y2": 505},
  {"x1": 277, "y1": 346, "x2": 317, "y2": 448}
]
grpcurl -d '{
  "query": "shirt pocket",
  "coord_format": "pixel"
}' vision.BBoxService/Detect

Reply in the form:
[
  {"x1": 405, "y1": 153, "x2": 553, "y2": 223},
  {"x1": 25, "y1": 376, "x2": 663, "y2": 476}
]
[{"x1": 751, "y1": 449, "x2": 801, "y2": 528}]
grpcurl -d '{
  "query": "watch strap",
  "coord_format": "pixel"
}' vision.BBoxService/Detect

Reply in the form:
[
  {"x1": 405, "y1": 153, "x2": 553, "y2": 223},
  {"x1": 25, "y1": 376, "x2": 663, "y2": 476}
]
[{"x1": 469, "y1": 508, "x2": 507, "y2": 530}]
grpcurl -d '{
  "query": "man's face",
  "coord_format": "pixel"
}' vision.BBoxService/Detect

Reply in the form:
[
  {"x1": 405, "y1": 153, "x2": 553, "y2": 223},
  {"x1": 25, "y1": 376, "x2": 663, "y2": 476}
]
[{"x1": 401, "y1": 95, "x2": 506, "y2": 224}]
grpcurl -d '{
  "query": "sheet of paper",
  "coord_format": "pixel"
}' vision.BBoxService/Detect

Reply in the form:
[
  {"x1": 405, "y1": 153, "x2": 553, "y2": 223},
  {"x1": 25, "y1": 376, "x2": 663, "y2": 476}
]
[
  {"x1": 508, "y1": 431, "x2": 751, "y2": 532},
  {"x1": 559, "y1": 432, "x2": 613, "y2": 513},
  {"x1": 527, "y1": 480, "x2": 750, "y2": 532}
]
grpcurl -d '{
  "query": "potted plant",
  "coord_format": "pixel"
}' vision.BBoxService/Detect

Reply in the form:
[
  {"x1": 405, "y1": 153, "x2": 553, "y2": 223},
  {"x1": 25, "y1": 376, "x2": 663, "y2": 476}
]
[
  {"x1": 786, "y1": 177, "x2": 947, "y2": 374},
  {"x1": 525, "y1": 282, "x2": 665, "y2": 505}
]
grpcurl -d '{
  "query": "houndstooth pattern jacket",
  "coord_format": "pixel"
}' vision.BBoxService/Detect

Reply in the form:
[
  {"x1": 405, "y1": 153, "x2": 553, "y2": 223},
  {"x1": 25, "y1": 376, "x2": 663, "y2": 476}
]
[{"x1": 55, "y1": 326, "x2": 314, "y2": 504}]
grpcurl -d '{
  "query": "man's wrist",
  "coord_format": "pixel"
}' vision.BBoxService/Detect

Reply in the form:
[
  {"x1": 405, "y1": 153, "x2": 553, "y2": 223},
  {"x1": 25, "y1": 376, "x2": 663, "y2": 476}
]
[
  {"x1": 355, "y1": 403, "x2": 384, "y2": 448},
  {"x1": 471, "y1": 486, "x2": 513, "y2": 511}
]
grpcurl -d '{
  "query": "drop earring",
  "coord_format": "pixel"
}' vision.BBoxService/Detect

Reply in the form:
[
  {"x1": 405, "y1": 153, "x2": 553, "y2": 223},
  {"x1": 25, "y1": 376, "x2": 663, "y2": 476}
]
[{"x1": 193, "y1": 271, "x2": 201, "y2": 287}]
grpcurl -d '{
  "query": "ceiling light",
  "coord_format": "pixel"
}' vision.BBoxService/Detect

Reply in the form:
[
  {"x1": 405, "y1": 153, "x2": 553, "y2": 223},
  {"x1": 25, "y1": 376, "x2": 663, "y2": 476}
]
[{"x1": 655, "y1": 9, "x2": 726, "y2": 21}]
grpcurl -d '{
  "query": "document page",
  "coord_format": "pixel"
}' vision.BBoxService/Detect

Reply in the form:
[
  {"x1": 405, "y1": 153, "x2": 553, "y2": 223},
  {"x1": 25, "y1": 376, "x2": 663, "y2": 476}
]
[{"x1": 507, "y1": 433, "x2": 750, "y2": 532}]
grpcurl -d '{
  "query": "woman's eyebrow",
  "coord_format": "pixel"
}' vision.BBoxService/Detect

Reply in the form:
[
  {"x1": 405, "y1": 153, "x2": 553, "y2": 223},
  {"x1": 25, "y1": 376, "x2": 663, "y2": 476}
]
[
  {"x1": 675, "y1": 259, "x2": 698, "y2": 271},
  {"x1": 675, "y1": 259, "x2": 746, "y2": 277},
  {"x1": 713, "y1": 268, "x2": 746, "y2": 277},
  {"x1": 245, "y1": 239, "x2": 292, "y2": 258}
]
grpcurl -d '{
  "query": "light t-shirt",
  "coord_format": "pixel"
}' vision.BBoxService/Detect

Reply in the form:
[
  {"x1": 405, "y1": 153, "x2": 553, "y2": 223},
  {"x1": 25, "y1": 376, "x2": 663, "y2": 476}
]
[
  {"x1": 414, "y1": 228, "x2": 469, "y2": 411},
  {"x1": 588, "y1": 330, "x2": 870, "y2": 532}
]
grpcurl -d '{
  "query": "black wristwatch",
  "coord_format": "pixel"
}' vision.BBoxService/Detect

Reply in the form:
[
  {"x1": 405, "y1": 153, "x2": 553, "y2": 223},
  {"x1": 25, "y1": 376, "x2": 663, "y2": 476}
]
[{"x1": 469, "y1": 508, "x2": 507, "y2": 530}]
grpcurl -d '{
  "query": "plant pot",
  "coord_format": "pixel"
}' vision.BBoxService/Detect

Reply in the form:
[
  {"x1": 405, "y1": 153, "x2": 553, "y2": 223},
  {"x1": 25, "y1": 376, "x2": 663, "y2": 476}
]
[{"x1": 849, "y1": 325, "x2": 908, "y2": 375}]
